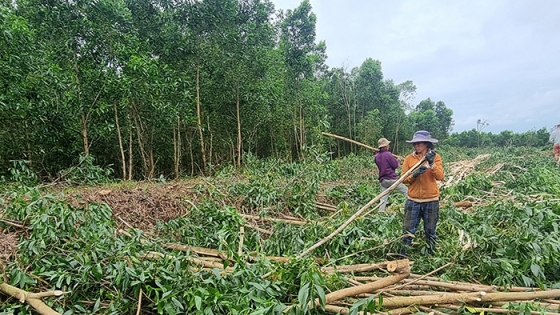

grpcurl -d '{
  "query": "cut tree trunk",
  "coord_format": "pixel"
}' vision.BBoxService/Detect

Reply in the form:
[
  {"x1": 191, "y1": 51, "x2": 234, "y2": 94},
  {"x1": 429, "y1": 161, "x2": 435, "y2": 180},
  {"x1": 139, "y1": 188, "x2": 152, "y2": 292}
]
[{"x1": 0, "y1": 283, "x2": 69, "y2": 315}]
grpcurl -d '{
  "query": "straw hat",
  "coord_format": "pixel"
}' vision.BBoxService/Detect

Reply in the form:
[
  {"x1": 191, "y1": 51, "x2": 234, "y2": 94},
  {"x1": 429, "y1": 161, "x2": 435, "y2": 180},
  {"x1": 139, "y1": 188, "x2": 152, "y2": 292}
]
[{"x1": 378, "y1": 138, "x2": 391, "y2": 148}]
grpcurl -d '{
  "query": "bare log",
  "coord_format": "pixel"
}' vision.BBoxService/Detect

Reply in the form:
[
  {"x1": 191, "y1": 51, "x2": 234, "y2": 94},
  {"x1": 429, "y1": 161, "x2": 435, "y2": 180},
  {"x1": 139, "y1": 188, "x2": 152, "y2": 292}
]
[
  {"x1": 164, "y1": 243, "x2": 224, "y2": 258},
  {"x1": 382, "y1": 290, "x2": 445, "y2": 296},
  {"x1": 238, "y1": 225, "x2": 245, "y2": 256},
  {"x1": 316, "y1": 202, "x2": 337, "y2": 212},
  {"x1": 441, "y1": 303, "x2": 560, "y2": 315},
  {"x1": 378, "y1": 289, "x2": 560, "y2": 308},
  {"x1": 0, "y1": 283, "x2": 69, "y2": 315},
  {"x1": 322, "y1": 260, "x2": 410, "y2": 305},
  {"x1": 387, "y1": 260, "x2": 409, "y2": 272},
  {"x1": 240, "y1": 213, "x2": 307, "y2": 226},
  {"x1": 141, "y1": 251, "x2": 235, "y2": 272},
  {"x1": 321, "y1": 261, "x2": 388, "y2": 274},
  {"x1": 454, "y1": 200, "x2": 473, "y2": 208},
  {"x1": 399, "y1": 278, "x2": 495, "y2": 293},
  {"x1": 244, "y1": 222, "x2": 273, "y2": 235}
]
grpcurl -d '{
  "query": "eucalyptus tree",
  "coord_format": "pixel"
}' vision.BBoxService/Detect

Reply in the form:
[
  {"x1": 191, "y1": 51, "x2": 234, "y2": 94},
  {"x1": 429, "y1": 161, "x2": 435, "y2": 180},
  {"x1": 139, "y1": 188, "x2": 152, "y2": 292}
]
[
  {"x1": 393, "y1": 80, "x2": 417, "y2": 153},
  {"x1": 17, "y1": 0, "x2": 106, "y2": 157},
  {"x1": 175, "y1": 0, "x2": 233, "y2": 173},
  {"x1": 354, "y1": 58, "x2": 387, "y2": 145},
  {"x1": 356, "y1": 58, "x2": 404, "y2": 147},
  {"x1": 119, "y1": 0, "x2": 196, "y2": 179},
  {"x1": 194, "y1": 0, "x2": 276, "y2": 167},
  {"x1": 278, "y1": 0, "x2": 327, "y2": 160},
  {"x1": 435, "y1": 100, "x2": 454, "y2": 137},
  {"x1": 2, "y1": 1, "x2": 90, "y2": 177},
  {"x1": 321, "y1": 66, "x2": 358, "y2": 155},
  {"x1": 410, "y1": 98, "x2": 453, "y2": 140},
  {"x1": 233, "y1": 0, "x2": 276, "y2": 167},
  {"x1": 0, "y1": 4, "x2": 37, "y2": 174}
]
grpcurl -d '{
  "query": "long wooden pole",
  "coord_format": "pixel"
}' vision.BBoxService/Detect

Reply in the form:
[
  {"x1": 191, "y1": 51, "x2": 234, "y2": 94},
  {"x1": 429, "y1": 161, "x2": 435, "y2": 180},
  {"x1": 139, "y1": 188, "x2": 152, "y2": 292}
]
[
  {"x1": 322, "y1": 132, "x2": 378, "y2": 151},
  {"x1": 297, "y1": 156, "x2": 426, "y2": 258},
  {"x1": 321, "y1": 132, "x2": 402, "y2": 159},
  {"x1": 379, "y1": 289, "x2": 560, "y2": 308}
]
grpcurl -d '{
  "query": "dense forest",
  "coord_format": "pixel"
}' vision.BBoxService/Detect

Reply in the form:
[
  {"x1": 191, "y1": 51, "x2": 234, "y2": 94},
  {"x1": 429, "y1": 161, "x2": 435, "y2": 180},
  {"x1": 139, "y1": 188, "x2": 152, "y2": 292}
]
[{"x1": 0, "y1": 0, "x2": 549, "y2": 182}]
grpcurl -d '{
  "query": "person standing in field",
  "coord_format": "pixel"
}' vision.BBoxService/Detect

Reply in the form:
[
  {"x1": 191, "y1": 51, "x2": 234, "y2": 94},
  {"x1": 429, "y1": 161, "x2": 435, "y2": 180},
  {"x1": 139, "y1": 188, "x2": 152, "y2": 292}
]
[
  {"x1": 549, "y1": 123, "x2": 560, "y2": 164},
  {"x1": 374, "y1": 137, "x2": 408, "y2": 212},
  {"x1": 399, "y1": 130, "x2": 444, "y2": 256}
]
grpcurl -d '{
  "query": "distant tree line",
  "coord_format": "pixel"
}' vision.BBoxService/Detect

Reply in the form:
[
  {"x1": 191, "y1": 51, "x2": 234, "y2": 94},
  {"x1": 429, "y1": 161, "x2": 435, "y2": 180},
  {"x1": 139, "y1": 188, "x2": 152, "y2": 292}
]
[
  {"x1": 444, "y1": 128, "x2": 550, "y2": 148},
  {"x1": 1, "y1": 0, "x2": 469, "y2": 181}
]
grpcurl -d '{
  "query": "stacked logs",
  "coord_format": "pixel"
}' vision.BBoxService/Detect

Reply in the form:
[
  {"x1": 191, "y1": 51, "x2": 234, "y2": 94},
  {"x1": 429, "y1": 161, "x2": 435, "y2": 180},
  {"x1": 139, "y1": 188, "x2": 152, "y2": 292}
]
[{"x1": 145, "y1": 243, "x2": 560, "y2": 314}]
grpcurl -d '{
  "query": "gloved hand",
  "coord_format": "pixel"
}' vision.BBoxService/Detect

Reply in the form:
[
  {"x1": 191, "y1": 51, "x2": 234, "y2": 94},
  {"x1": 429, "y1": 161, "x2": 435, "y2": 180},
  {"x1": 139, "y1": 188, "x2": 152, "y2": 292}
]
[
  {"x1": 412, "y1": 166, "x2": 427, "y2": 178},
  {"x1": 425, "y1": 151, "x2": 436, "y2": 164}
]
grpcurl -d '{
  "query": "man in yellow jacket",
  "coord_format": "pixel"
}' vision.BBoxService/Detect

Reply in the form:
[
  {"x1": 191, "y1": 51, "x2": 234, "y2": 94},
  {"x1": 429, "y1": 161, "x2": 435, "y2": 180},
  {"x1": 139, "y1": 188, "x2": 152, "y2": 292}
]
[{"x1": 399, "y1": 130, "x2": 444, "y2": 256}]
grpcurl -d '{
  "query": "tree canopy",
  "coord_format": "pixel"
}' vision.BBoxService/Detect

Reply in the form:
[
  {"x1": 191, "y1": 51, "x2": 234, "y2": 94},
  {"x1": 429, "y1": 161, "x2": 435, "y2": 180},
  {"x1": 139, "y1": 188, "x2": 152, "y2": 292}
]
[{"x1": 0, "y1": 0, "x2": 546, "y2": 180}]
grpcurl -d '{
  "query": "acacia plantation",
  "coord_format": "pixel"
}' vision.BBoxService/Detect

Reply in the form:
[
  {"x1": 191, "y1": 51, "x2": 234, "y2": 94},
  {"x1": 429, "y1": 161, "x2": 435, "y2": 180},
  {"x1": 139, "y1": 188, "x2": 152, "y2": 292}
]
[{"x1": 0, "y1": 0, "x2": 461, "y2": 180}]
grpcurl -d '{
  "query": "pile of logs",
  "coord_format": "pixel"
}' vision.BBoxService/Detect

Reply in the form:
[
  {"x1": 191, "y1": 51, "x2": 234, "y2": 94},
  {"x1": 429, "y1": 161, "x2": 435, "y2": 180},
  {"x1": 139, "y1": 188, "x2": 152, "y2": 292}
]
[
  {"x1": 4, "y1": 239, "x2": 560, "y2": 315},
  {"x1": 145, "y1": 243, "x2": 560, "y2": 314},
  {"x1": 320, "y1": 259, "x2": 560, "y2": 314}
]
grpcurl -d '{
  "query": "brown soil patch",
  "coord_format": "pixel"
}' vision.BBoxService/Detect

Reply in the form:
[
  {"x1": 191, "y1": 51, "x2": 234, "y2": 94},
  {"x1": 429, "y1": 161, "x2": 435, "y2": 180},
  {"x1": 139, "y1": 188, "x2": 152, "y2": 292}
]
[
  {"x1": 0, "y1": 229, "x2": 18, "y2": 261},
  {"x1": 63, "y1": 180, "x2": 204, "y2": 232}
]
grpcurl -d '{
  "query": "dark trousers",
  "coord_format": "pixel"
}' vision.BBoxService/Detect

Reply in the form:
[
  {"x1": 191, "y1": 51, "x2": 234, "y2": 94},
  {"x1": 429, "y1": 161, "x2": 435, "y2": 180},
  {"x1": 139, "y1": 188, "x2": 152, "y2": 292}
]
[{"x1": 401, "y1": 199, "x2": 439, "y2": 252}]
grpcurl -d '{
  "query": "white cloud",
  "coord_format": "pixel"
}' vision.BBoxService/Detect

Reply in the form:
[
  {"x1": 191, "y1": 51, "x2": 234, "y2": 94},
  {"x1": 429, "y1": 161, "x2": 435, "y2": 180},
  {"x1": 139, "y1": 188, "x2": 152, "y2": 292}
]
[{"x1": 271, "y1": 0, "x2": 560, "y2": 133}]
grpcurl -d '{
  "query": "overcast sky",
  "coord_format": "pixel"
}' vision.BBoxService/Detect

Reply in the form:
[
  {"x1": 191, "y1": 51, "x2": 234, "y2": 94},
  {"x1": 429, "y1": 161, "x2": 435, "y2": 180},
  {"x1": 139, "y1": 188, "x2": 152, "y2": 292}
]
[{"x1": 270, "y1": 0, "x2": 560, "y2": 134}]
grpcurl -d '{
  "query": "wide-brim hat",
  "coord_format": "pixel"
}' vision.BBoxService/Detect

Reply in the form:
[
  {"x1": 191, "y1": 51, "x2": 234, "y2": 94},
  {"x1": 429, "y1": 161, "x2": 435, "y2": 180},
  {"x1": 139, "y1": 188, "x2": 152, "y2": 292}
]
[
  {"x1": 378, "y1": 137, "x2": 391, "y2": 148},
  {"x1": 406, "y1": 130, "x2": 438, "y2": 143}
]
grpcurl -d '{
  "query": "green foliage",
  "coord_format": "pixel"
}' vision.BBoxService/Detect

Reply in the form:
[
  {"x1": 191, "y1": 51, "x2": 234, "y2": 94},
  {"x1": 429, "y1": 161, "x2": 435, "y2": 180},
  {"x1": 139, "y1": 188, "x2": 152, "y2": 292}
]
[
  {"x1": 59, "y1": 154, "x2": 114, "y2": 185},
  {"x1": 5, "y1": 160, "x2": 39, "y2": 185},
  {"x1": 2, "y1": 144, "x2": 560, "y2": 312},
  {"x1": 446, "y1": 127, "x2": 551, "y2": 148}
]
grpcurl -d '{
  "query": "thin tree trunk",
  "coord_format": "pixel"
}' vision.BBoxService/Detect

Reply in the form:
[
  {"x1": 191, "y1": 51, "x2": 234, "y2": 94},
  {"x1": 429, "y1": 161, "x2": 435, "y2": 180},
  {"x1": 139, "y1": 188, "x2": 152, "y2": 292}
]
[
  {"x1": 207, "y1": 117, "x2": 213, "y2": 171},
  {"x1": 131, "y1": 104, "x2": 149, "y2": 178},
  {"x1": 187, "y1": 133, "x2": 194, "y2": 176},
  {"x1": 81, "y1": 113, "x2": 89, "y2": 156},
  {"x1": 195, "y1": 58, "x2": 207, "y2": 174},
  {"x1": 148, "y1": 128, "x2": 155, "y2": 178},
  {"x1": 25, "y1": 125, "x2": 32, "y2": 168},
  {"x1": 322, "y1": 132, "x2": 378, "y2": 152},
  {"x1": 128, "y1": 118, "x2": 133, "y2": 181},
  {"x1": 293, "y1": 107, "x2": 299, "y2": 160},
  {"x1": 338, "y1": 76, "x2": 352, "y2": 153},
  {"x1": 299, "y1": 104, "x2": 304, "y2": 159},
  {"x1": 173, "y1": 116, "x2": 181, "y2": 179},
  {"x1": 114, "y1": 102, "x2": 126, "y2": 180},
  {"x1": 236, "y1": 84, "x2": 242, "y2": 167}
]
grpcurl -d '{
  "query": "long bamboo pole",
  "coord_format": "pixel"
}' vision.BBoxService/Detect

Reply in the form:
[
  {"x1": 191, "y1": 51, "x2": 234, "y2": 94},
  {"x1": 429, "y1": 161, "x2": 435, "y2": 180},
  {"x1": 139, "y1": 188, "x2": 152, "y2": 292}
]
[
  {"x1": 322, "y1": 132, "x2": 378, "y2": 151},
  {"x1": 321, "y1": 132, "x2": 403, "y2": 159},
  {"x1": 379, "y1": 289, "x2": 560, "y2": 308},
  {"x1": 296, "y1": 157, "x2": 426, "y2": 258}
]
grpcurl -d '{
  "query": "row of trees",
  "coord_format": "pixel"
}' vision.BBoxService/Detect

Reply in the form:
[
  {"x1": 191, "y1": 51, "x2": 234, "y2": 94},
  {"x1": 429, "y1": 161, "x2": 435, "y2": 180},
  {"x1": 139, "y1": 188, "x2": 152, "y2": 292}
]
[
  {"x1": 444, "y1": 128, "x2": 551, "y2": 148},
  {"x1": 2, "y1": 0, "x2": 455, "y2": 180}
]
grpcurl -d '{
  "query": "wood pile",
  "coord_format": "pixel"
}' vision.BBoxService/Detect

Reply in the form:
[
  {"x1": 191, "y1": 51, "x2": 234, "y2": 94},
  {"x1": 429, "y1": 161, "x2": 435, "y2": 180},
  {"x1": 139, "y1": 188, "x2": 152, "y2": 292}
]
[{"x1": 142, "y1": 243, "x2": 560, "y2": 314}]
